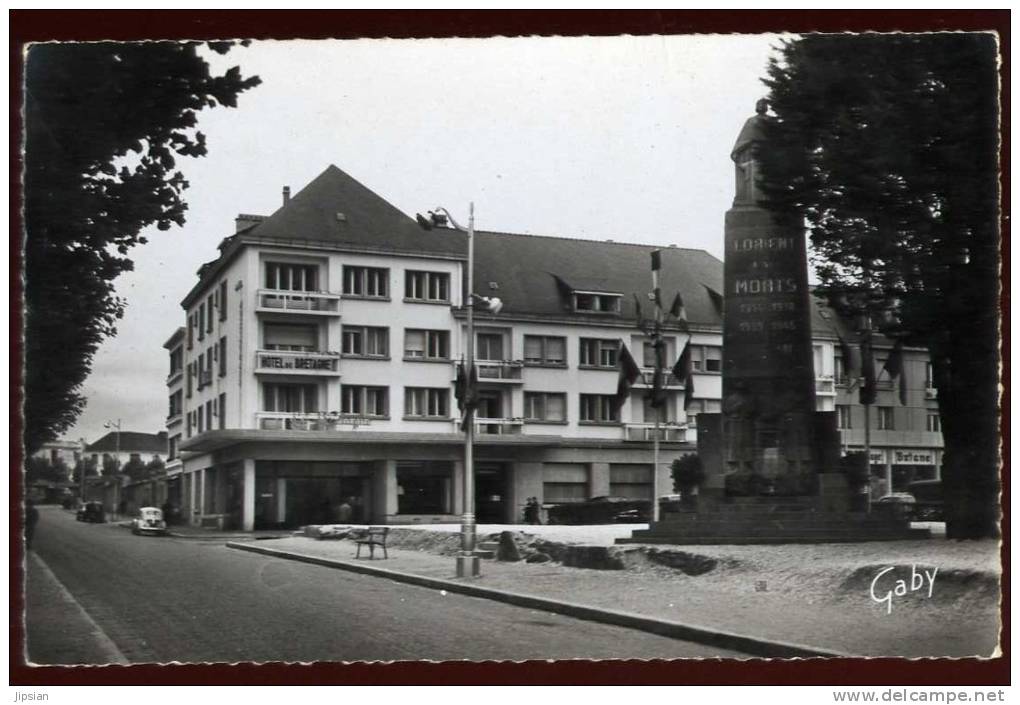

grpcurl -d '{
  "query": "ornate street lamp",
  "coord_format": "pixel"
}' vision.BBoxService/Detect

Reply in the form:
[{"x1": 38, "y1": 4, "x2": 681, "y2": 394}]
[{"x1": 417, "y1": 204, "x2": 502, "y2": 578}]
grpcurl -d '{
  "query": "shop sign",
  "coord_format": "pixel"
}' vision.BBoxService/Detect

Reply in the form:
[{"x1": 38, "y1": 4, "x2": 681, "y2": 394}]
[
  {"x1": 260, "y1": 355, "x2": 335, "y2": 371},
  {"x1": 893, "y1": 449, "x2": 935, "y2": 465}
]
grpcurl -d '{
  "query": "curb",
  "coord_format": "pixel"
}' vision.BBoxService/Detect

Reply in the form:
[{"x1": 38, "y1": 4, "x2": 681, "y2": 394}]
[{"x1": 226, "y1": 541, "x2": 850, "y2": 659}]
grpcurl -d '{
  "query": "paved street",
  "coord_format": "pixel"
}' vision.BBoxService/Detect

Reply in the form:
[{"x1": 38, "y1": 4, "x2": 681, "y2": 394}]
[{"x1": 25, "y1": 506, "x2": 746, "y2": 663}]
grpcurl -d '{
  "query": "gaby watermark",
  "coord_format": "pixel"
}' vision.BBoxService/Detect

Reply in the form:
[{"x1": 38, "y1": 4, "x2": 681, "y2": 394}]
[{"x1": 870, "y1": 565, "x2": 938, "y2": 614}]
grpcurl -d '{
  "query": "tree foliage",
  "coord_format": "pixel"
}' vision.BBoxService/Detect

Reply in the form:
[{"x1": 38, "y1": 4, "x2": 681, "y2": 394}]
[
  {"x1": 758, "y1": 34, "x2": 1000, "y2": 538},
  {"x1": 23, "y1": 41, "x2": 260, "y2": 454}
]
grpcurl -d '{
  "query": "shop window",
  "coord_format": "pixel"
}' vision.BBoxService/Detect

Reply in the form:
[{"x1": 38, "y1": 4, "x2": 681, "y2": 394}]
[
  {"x1": 609, "y1": 464, "x2": 653, "y2": 500},
  {"x1": 397, "y1": 462, "x2": 453, "y2": 514}
]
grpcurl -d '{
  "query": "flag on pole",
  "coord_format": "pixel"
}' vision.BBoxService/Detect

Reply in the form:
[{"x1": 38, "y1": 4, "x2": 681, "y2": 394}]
[
  {"x1": 650, "y1": 249, "x2": 662, "y2": 272},
  {"x1": 668, "y1": 292, "x2": 687, "y2": 322},
  {"x1": 836, "y1": 331, "x2": 862, "y2": 391},
  {"x1": 454, "y1": 361, "x2": 479, "y2": 430},
  {"x1": 550, "y1": 273, "x2": 574, "y2": 302},
  {"x1": 882, "y1": 339, "x2": 907, "y2": 405},
  {"x1": 859, "y1": 329, "x2": 877, "y2": 406},
  {"x1": 672, "y1": 337, "x2": 691, "y2": 382},
  {"x1": 683, "y1": 371, "x2": 695, "y2": 410},
  {"x1": 633, "y1": 293, "x2": 651, "y2": 335},
  {"x1": 614, "y1": 342, "x2": 642, "y2": 412}
]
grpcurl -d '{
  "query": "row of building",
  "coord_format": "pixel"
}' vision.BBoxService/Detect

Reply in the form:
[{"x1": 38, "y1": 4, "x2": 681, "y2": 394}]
[{"x1": 154, "y1": 165, "x2": 943, "y2": 532}]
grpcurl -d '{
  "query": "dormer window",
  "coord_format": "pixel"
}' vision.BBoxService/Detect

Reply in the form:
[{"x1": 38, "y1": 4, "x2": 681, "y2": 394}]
[{"x1": 573, "y1": 291, "x2": 622, "y2": 314}]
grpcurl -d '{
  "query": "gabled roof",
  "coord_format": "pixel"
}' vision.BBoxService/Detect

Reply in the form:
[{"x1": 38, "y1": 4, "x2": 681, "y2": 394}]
[
  {"x1": 243, "y1": 165, "x2": 465, "y2": 258},
  {"x1": 473, "y1": 230, "x2": 724, "y2": 328},
  {"x1": 86, "y1": 432, "x2": 167, "y2": 454}
]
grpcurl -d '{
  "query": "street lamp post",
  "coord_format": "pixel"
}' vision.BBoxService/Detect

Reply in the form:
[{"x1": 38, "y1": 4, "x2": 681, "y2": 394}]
[
  {"x1": 104, "y1": 418, "x2": 122, "y2": 517},
  {"x1": 417, "y1": 204, "x2": 502, "y2": 578}
]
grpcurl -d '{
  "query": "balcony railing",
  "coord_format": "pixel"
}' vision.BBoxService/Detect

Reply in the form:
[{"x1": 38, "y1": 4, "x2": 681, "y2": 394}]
[
  {"x1": 198, "y1": 369, "x2": 213, "y2": 387},
  {"x1": 255, "y1": 412, "x2": 377, "y2": 431},
  {"x1": 167, "y1": 369, "x2": 184, "y2": 387},
  {"x1": 256, "y1": 289, "x2": 341, "y2": 315},
  {"x1": 166, "y1": 411, "x2": 183, "y2": 426},
  {"x1": 254, "y1": 350, "x2": 341, "y2": 375},
  {"x1": 634, "y1": 369, "x2": 684, "y2": 388},
  {"x1": 474, "y1": 360, "x2": 525, "y2": 382},
  {"x1": 815, "y1": 375, "x2": 835, "y2": 394},
  {"x1": 624, "y1": 423, "x2": 688, "y2": 442},
  {"x1": 457, "y1": 417, "x2": 525, "y2": 435}
]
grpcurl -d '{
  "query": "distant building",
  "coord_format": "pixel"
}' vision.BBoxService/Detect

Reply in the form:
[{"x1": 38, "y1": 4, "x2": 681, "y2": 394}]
[
  {"x1": 168, "y1": 165, "x2": 942, "y2": 531},
  {"x1": 31, "y1": 439, "x2": 82, "y2": 477},
  {"x1": 85, "y1": 431, "x2": 168, "y2": 471}
]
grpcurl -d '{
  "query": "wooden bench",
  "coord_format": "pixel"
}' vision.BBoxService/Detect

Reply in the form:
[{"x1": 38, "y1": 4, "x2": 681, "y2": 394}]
[{"x1": 354, "y1": 527, "x2": 389, "y2": 559}]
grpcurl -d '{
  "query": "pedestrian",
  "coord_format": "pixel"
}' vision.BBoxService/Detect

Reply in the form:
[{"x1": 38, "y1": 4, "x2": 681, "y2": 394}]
[
  {"x1": 161, "y1": 499, "x2": 174, "y2": 525},
  {"x1": 337, "y1": 497, "x2": 353, "y2": 524},
  {"x1": 118, "y1": 499, "x2": 127, "y2": 520},
  {"x1": 524, "y1": 497, "x2": 542, "y2": 525},
  {"x1": 25, "y1": 499, "x2": 39, "y2": 550}
]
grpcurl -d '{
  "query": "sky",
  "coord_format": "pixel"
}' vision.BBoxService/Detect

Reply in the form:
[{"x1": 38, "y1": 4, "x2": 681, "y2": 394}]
[{"x1": 61, "y1": 33, "x2": 788, "y2": 445}]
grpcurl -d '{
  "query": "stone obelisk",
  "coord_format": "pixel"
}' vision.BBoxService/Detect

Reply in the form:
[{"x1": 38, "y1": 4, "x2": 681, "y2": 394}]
[{"x1": 721, "y1": 100, "x2": 819, "y2": 489}]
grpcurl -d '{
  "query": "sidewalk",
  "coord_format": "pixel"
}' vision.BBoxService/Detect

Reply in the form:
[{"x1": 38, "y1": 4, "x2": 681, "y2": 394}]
[{"x1": 229, "y1": 525, "x2": 1000, "y2": 659}]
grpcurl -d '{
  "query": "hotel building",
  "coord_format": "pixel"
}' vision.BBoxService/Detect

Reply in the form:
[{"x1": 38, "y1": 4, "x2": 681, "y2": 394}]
[{"x1": 170, "y1": 166, "x2": 942, "y2": 530}]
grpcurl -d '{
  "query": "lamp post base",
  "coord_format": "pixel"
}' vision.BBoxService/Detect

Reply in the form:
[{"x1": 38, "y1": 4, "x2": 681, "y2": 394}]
[{"x1": 456, "y1": 553, "x2": 481, "y2": 578}]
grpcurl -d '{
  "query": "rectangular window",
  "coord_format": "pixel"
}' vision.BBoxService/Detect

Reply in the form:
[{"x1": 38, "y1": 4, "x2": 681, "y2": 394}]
[
  {"x1": 169, "y1": 434, "x2": 180, "y2": 460},
  {"x1": 405, "y1": 387, "x2": 449, "y2": 418},
  {"x1": 218, "y1": 392, "x2": 226, "y2": 429},
  {"x1": 925, "y1": 362, "x2": 935, "y2": 388},
  {"x1": 579, "y1": 338, "x2": 619, "y2": 368},
  {"x1": 264, "y1": 322, "x2": 318, "y2": 351},
  {"x1": 342, "y1": 385, "x2": 389, "y2": 417},
  {"x1": 837, "y1": 404, "x2": 852, "y2": 430},
  {"x1": 834, "y1": 356, "x2": 847, "y2": 385},
  {"x1": 198, "y1": 303, "x2": 206, "y2": 341},
  {"x1": 523, "y1": 335, "x2": 566, "y2": 365},
  {"x1": 404, "y1": 329, "x2": 449, "y2": 360},
  {"x1": 342, "y1": 325, "x2": 389, "y2": 357},
  {"x1": 926, "y1": 413, "x2": 941, "y2": 433},
  {"x1": 642, "y1": 395, "x2": 674, "y2": 422},
  {"x1": 205, "y1": 400, "x2": 213, "y2": 432},
  {"x1": 405, "y1": 270, "x2": 450, "y2": 302},
  {"x1": 187, "y1": 315, "x2": 194, "y2": 350},
  {"x1": 219, "y1": 280, "x2": 228, "y2": 321},
  {"x1": 263, "y1": 383, "x2": 319, "y2": 413},
  {"x1": 343, "y1": 265, "x2": 389, "y2": 298},
  {"x1": 524, "y1": 392, "x2": 567, "y2": 422},
  {"x1": 543, "y1": 463, "x2": 588, "y2": 503},
  {"x1": 476, "y1": 332, "x2": 505, "y2": 361},
  {"x1": 186, "y1": 363, "x2": 193, "y2": 398},
  {"x1": 218, "y1": 337, "x2": 227, "y2": 377},
  {"x1": 580, "y1": 394, "x2": 619, "y2": 423},
  {"x1": 197, "y1": 406, "x2": 204, "y2": 433},
  {"x1": 610, "y1": 464, "x2": 653, "y2": 501},
  {"x1": 573, "y1": 292, "x2": 622, "y2": 314},
  {"x1": 396, "y1": 461, "x2": 453, "y2": 514},
  {"x1": 877, "y1": 406, "x2": 894, "y2": 431},
  {"x1": 265, "y1": 262, "x2": 319, "y2": 292},
  {"x1": 206, "y1": 294, "x2": 215, "y2": 333},
  {"x1": 703, "y1": 346, "x2": 722, "y2": 373}
]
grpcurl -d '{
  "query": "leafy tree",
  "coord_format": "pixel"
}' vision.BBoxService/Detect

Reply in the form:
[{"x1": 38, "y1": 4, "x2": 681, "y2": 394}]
[
  {"x1": 23, "y1": 41, "x2": 260, "y2": 454},
  {"x1": 71, "y1": 456, "x2": 99, "y2": 485},
  {"x1": 758, "y1": 34, "x2": 999, "y2": 538},
  {"x1": 25, "y1": 456, "x2": 68, "y2": 484},
  {"x1": 102, "y1": 454, "x2": 121, "y2": 476},
  {"x1": 145, "y1": 456, "x2": 166, "y2": 478},
  {"x1": 121, "y1": 455, "x2": 148, "y2": 481},
  {"x1": 670, "y1": 454, "x2": 705, "y2": 493}
]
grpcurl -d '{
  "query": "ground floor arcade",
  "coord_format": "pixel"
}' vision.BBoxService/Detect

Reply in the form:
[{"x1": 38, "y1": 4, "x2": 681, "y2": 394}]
[{"x1": 175, "y1": 432, "x2": 685, "y2": 531}]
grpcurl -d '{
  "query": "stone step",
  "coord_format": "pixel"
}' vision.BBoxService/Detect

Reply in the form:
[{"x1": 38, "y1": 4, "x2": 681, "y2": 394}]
[
  {"x1": 654, "y1": 514, "x2": 909, "y2": 527},
  {"x1": 477, "y1": 541, "x2": 500, "y2": 551},
  {"x1": 630, "y1": 524, "x2": 921, "y2": 538}
]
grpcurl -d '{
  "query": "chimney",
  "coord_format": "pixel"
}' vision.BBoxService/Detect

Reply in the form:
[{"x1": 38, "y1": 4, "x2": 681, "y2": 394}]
[
  {"x1": 235, "y1": 214, "x2": 266, "y2": 232},
  {"x1": 283, "y1": 186, "x2": 291, "y2": 205}
]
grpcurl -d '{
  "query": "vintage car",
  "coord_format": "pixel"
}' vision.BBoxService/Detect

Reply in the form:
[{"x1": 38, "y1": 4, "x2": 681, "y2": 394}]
[
  {"x1": 76, "y1": 501, "x2": 105, "y2": 523},
  {"x1": 546, "y1": 496, "x2": 651, "y2": 525},
  {"x1": 131, "y1": 506, "x2": 168, "y2": 536},
  {"x1": 907, "y1": 480, "x2": 945, "y2": 522}
]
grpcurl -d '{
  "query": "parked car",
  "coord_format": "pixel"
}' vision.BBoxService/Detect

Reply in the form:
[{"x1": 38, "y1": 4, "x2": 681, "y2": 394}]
[
  {"x1": 546, "y1": 496, "x2": 651, "y2": 525},
  {"x1": 76, "y1": 501, "x2": 105, "y2": 523},
  {"x1": 875, "y1": 492, "x2": 916, "y2": 519},
  {"x1": 907, "y1": 479, "x2": 945, "y2": 522},
  {"x1": 131, "y1": 507, "x2": 168, "y2": 536}
]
